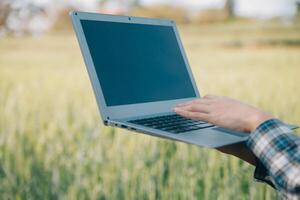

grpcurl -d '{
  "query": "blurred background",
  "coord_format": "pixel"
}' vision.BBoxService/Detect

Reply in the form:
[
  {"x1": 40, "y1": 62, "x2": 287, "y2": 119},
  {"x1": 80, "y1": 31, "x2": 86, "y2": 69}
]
[{"x1": 0, "y1": 0, "x2": 299, "y2": 199}]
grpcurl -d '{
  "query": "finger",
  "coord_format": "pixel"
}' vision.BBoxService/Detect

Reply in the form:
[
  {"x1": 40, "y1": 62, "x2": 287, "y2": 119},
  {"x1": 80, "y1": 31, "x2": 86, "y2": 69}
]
[
  {"x1": 177, "y1": 104, "x2": 211, "y2": 113},
  {"x1": 174, "y1": 108, "x2": 210, "y2": 121}
]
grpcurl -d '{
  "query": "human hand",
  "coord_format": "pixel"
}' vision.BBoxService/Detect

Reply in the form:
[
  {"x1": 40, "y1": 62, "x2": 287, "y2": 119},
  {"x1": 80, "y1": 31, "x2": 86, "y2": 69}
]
[{"x1": 174, "y1": 95, "x2": 274, "y2": 133}]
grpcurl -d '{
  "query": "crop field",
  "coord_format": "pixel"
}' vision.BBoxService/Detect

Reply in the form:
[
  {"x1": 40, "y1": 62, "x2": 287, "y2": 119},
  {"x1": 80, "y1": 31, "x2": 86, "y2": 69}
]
[{"x1": 0, "y1": 21, "x2": 299, "y2": 199}]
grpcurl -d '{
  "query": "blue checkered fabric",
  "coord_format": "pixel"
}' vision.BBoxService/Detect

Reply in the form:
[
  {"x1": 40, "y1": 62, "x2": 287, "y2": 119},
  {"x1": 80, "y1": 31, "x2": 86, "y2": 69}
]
[{"x1": 247, "y1": 119, "x2": 300, "y2": 200}]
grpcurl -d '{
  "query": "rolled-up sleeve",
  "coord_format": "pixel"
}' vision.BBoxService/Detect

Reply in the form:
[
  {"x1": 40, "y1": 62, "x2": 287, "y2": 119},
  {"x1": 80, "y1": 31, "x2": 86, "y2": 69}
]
[{"x1": 246, "y1": 119, "x2": 300, "y2": 199}]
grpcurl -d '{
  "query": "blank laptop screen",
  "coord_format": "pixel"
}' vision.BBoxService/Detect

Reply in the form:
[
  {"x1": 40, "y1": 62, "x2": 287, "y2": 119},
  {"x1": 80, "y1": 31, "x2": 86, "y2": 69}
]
[{"x1": 80, "y1": 19, "x2": 196, "y2": 106}]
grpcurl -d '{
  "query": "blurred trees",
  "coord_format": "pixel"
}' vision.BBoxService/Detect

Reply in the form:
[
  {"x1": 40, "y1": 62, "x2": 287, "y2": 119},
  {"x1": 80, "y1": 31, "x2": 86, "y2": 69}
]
[
  {"x1": 225, "y1": 0, "x2": 235, "y2": 18},
  {"x1": 0, "y1": 0, "x2": 55, "y2": 36},
  {"x1": 98, "y1": 0, "x2": 108, "y2": 8},
  {"x1": 1, "y1": 0, "x2": 299, "y2": 37},
  {"x1": 297, "y1": 1, "x2": 300, "y2": 15},
  {"x1": 0, "y1": 0, "x2": 144, "y2": 36},
  {"x1": 0, "y1": 0, "x2": 11, "y2": 36},
  {"x1": 130, "y1": 5, "x2": 189, "y2": 23},
  {"x1": 0, "y1": 1, "x2": 10, "y2": 27},
  {"x1": 132, "y1": 0, "x2": 141, "y2": 7}
]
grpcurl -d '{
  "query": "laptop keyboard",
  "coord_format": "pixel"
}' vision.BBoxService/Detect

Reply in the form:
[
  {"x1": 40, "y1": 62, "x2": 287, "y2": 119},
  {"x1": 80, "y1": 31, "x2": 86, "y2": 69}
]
[{"x1": 128, "y1": 114, "x2": 214, "y2": 134}]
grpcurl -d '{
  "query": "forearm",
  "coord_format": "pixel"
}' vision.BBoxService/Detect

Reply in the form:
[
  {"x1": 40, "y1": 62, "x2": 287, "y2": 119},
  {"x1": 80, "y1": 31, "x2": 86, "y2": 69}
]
[{"x1": 217, "y1": 142, "x2": 258, "y2": 166}]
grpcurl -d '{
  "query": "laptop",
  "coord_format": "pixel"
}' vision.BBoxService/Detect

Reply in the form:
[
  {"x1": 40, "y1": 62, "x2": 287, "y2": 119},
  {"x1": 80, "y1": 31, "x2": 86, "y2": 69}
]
[{"x1": 70, "y1": 11, "x2": 297, "y2": 148}]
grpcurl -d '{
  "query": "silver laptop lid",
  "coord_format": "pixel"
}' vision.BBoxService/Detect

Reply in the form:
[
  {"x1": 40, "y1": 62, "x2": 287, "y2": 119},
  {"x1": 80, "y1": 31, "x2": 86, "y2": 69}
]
[{"x1": 71, "y1": 11, "x2": 200, "y2": 122}]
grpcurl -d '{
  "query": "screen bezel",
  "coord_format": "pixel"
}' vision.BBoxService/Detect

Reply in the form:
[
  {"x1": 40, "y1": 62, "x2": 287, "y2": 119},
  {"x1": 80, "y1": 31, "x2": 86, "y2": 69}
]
[{"x1": 70, "y1": 11, "x2": 200, "y2": 121}]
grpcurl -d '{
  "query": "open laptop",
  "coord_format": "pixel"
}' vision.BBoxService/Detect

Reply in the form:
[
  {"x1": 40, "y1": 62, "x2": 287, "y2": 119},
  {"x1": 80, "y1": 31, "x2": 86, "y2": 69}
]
[{"x1": 70, "y1": 11, "x2": 297, "y2": 148}]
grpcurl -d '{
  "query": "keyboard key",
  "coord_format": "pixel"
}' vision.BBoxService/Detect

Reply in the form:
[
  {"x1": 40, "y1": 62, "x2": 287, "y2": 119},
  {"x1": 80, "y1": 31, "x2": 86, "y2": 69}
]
[{"x1": 128, "y1": 114, "x2": 214, "y2": 134}]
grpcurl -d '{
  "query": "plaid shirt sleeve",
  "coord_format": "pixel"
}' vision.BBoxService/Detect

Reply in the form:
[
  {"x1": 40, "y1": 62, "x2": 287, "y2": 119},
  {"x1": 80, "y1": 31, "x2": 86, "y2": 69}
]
[{"x1": 246, "y1": 119, "x2": 300, "y2": 199}]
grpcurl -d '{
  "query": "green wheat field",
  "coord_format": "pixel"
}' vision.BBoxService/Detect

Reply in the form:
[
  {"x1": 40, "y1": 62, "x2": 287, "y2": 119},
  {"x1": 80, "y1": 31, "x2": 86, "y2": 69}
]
[{"x1": 0, "y1": 21, "x2": 299, "y2": 199}]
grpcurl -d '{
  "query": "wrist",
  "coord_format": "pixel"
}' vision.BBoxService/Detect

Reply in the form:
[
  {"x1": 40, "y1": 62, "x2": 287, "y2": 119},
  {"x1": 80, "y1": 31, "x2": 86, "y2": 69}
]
[{"x1": 248, "y1": 111, "x2": 274, "y2": 132}]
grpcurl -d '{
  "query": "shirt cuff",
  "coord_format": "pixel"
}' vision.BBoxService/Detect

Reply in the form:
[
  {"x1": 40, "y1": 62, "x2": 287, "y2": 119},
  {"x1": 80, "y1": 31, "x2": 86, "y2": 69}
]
[
  {"x1": 253, "y1": 159, "x2": 276, "y2": 189},
  {"x1": 246, "y1": 118, "x2": 286, "y2": 162},
  {"x1": 246, "y1": 118, "x2": 284, "y2": 189}
]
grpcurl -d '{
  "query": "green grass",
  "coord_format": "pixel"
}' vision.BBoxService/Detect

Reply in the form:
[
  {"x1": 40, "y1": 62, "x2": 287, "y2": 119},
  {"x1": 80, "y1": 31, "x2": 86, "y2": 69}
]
[{"x1": 0, "y1": 21, "x2": 299, "y2": 199}]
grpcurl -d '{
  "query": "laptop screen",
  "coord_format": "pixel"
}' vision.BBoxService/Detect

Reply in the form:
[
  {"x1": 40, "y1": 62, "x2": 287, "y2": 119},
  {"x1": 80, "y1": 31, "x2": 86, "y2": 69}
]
[{"x1": 81, "y1": 19, "x2": 196, "y2": 106}]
